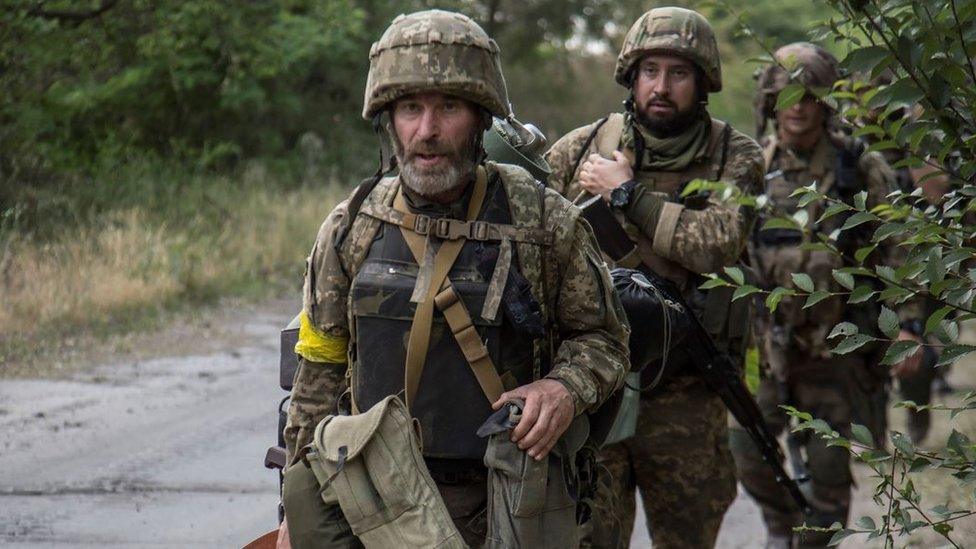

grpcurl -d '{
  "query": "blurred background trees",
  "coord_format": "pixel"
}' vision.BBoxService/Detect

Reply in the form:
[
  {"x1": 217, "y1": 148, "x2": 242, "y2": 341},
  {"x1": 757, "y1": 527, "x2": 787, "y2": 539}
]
[{"x1": 0, "y1": 0, "x2": 819, "y2": 234}]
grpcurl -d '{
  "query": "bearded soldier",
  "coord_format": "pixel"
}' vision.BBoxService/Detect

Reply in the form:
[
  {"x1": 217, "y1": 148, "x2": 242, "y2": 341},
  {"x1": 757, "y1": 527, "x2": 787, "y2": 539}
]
[
  {"x1": 276, "y1": 10, "x2": 629, "y2": 548},
  {"x1": 546, "y1": 7, "x2": 764, "y2": 548},
  {"x1": 730, "y1": 42, "x2": 901, "y2": 548}
]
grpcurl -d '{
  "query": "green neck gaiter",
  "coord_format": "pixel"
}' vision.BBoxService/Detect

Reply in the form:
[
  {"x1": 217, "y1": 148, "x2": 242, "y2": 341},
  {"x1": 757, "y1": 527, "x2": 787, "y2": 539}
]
[{"x1": 622, "y1": 109, "x2": 711, "y2": 172}]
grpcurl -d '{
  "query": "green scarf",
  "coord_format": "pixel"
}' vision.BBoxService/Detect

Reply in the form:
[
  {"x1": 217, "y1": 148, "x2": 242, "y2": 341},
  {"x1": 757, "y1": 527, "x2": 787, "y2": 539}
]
[{"x1": 621, "y1": 110, "x2": 711, "y2": 172}]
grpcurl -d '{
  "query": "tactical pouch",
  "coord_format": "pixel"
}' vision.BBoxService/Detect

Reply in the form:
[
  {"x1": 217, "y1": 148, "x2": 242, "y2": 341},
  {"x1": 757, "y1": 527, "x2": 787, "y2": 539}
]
[
  {"x1": 481, "y1": 402, "x2": 587, "y2": 548},
  {"x1": 305, "y1": 396, "x2": 466, "y2": 548},
  {"x1": 699, "y1": 262, "x2": 756, "y2": 368}
]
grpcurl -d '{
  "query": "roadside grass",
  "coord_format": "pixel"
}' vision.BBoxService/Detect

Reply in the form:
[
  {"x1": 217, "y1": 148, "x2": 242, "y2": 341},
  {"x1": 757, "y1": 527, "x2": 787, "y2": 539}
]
[{"x1": 0, "y1": 163, "x2": 344, "y2": 375}]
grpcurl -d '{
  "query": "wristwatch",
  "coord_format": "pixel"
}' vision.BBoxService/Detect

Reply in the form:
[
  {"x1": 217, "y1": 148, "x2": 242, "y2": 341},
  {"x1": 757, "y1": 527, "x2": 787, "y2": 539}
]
[{"x1": 609, "y1": 179, "x2": 639, "y2": 208}]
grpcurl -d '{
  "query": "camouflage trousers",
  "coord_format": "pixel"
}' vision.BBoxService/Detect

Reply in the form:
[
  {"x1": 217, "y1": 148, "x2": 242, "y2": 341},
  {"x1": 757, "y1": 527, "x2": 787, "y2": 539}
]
[
  {"x1": 282, "y1": 460, "x2": 488, "y2": 548},
  {"x1": 730, "y1": 354, "x2": 885, "y2": 547},
  {"x1": 582, "y1": 375, "x2": 737, "y2": 549}
]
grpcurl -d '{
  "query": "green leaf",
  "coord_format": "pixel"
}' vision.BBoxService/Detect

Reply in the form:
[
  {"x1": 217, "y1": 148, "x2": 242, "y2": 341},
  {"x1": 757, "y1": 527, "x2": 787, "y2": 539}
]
[
  {"x1": 936, "y1": 344, "x2": 976, "y2": 367},
  {"x1": 853, "y1": 191, "x2": 868, "y2": 211},
  {"x1": 765, "y1": 287, "x2": 794, "y2": 313},
  {"x1": 878, "y1": 306, "x2": 900, "y2": 339},
  {"x1": 873, "y1": 222, "x2": 907, "y2": 242},
  {"x1": 842, "y1": 45, "x2": 891, "y2": 73},
  {"x1": 881, "y1": 340, "x2": 921, "y2": 365},
  {"x1": 833, "y1": 334, "x2": 877, "y2": 355},
  {"x1": 855, "y1": 516, "x2": 876, "y2": 530},
  {"x1": 761, "y1": 217, "x2": 800, "y2": 231},
  {"x1": 828, "y1": 322, "x2": 859, "y2": 339},
  {"x1": 840, "y1": 211, "x2": 876, "y2": 231},
  {"x1": 933, "y1": 523, "x2": 954, "y2": 536},
  {"x1": 732, "y1": 285, "x2": 761, "y2": 301},
  {"x1": 848, "y1": 285, "x2": 876, "y2": 304},
  {"x1": 891, "y1": 431, "x2": 916, "y2": 459},
  {"x1": 850, "y1": 423, "x2": 875, "y2": 447},
  {"x1": 724, "y1": 266, "x2": 745, "y2": 285},
  {"x1": 775, "y1": 83, "x2": 807, "y2": 111},
  {"x1": 828, "y1": 528, "x2": 857, "y2": 546},
  {"x1": 792, "y1": 273, "x2": 815, "y2": 293},
  {"x1": 925, "y1": 305, "x2": 953, "y2": 336},
  {"x1": 804, "y1": 290, "x2": 832, "y2": 308},
  {"x1": 819, "y1": 202, "x2": 854, "y2": 224},
  {"x1": 926, "y1": 249, "x2": 946, "y2": 285},
  {"x1": 832, "y1": 270, "x2": 855, "y2": 290},
  {"x1": 854, "y1": 244, "x2": 877, "y2": 263},
  {"x1": 699, "y1": 277, "x2": 730, "y2": 290}
]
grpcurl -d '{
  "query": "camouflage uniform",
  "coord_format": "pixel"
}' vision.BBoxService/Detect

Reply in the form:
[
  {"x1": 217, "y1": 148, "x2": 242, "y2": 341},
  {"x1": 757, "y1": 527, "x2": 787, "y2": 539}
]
[
  {"x1": 282, "y1": 10, "x2": 630, "y2": 548},
  {"x1": 731, "y1": 43, "x2": 897, "y2": 547},
  {"x1": 546, "y1": 8, "x2": 764, "y2": 548}
]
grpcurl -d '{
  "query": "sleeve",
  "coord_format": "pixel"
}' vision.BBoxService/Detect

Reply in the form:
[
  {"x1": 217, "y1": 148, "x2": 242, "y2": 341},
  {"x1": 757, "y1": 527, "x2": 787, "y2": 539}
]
[
  {"x1": 860, "y1": 151, "x2": 926, "y2": 326},
  {"x1": 544, "y1": 124, "x2": 599, "y2": 199},
  {"x1": 283, "y1": 202, "x2": 352, "y2": 465},
  {"x1": 544, "y1": 217, "x2": 631, "y2": 415},
  {"x1": 625, "y1": 129, "x2": 765, "y2": 274}
]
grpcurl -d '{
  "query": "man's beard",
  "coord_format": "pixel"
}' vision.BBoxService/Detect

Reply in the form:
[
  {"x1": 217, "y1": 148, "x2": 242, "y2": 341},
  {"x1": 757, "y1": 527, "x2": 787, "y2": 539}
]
[
  {"x1": 393, "y1": 131, "x2": 480, "y2": 197},
  {"x1": 636, "y1": 96, "x2": 702, "y2": 138}
]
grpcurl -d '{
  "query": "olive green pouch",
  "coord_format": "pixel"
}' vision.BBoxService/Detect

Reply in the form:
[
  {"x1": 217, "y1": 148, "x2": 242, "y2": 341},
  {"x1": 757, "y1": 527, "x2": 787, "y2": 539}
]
[
  {"x1": 482, "y1": 402, "x2": 587, "y2": 548},
  {"x1": 306, "y1": 396, "x2": 466, "y2": 548}
]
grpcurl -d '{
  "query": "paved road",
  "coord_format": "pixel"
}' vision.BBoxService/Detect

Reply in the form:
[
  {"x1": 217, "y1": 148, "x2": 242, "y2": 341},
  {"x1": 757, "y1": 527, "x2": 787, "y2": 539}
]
[
  {"x1": 0, "y1": 307, "x2": 290, "y2": 548},
  {"x1": 0, "y1": 301, "x2": 769, "y2": 548}
]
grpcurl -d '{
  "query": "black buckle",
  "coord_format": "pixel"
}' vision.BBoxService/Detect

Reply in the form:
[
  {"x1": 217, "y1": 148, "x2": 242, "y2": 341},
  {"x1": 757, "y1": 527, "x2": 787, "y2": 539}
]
[{"x1": 414, "y1": 214, "x2": 431, "y2": 235}]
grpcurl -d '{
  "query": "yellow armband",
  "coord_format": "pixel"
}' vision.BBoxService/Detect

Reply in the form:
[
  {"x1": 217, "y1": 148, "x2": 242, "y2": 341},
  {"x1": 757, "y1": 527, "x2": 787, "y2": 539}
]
[{"x1": 295, "y1": 311, "x2": 349, "y2": 364}]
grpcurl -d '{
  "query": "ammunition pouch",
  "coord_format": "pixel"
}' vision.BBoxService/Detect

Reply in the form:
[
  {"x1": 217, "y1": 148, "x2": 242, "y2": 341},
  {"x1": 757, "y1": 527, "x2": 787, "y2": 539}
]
[
  {"x1": 305, "y1": 396, "x2": 466, "y2": 548},
  {"x1": 479, "y1": 401, "x2": 587, "y2": 548}
]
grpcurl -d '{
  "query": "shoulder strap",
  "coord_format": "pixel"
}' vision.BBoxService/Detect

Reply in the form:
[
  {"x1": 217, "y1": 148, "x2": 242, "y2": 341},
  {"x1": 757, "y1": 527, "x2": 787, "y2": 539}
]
[
  {"x1": 569, "y1": 114, "x2": 627, "y2": 181},
  {"x1": 594, "y1": 113, "x2": 627, "y2": 160},
  {"x1": 334, "y1": 174, "x2": 385, "y2": 253},
  {"x1": 761, "y1": 135, "x2": 778, "y2": 172},
  {"x1": 714, "y1": 121, "x2": 732, "y2": 181}
]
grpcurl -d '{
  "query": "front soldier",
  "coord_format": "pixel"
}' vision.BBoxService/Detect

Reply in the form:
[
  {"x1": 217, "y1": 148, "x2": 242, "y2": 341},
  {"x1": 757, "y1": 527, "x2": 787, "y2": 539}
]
[
  {"x1": 730, "y1": 42, "x2": 897, "y2": 548},
  {"x1": 546, "y1": 7, "x2": 764, "y2": 548},
  {"x1": 279, "y1": 10, "x2": 630, "y2": 548}
]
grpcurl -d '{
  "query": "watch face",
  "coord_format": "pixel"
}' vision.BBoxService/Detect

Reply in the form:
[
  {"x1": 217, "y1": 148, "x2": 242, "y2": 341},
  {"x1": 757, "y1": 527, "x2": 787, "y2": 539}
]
[{"x1": 610, "y1": 187, "x2": 627, "y2": 207}]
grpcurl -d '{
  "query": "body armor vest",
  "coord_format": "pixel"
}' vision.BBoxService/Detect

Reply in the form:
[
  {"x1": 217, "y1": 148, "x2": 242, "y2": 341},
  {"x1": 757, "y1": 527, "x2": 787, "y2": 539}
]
[
  {"x1": 754, "y1": 135, "x2": 871, "y2": 357},
  {"x1": 349, "y1": 178, "x2": 536, "y2": 459}
]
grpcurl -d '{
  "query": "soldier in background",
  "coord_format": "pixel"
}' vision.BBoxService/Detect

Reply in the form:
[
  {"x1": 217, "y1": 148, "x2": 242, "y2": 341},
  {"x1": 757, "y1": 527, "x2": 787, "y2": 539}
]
[
  {"x1": 546, "y1": 7, "x2": 764, "y2": 548},
  {"x1": 277, "y1": 9, "x2": 629, "y2": 548},
  {"x1": 731, "y1": 42, "x2": 914, "y2": 548}
]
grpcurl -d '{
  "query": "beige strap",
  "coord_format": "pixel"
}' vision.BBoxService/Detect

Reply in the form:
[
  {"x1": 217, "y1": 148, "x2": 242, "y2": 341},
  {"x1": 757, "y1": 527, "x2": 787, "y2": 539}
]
[
  {"x1": 761, "y1": 135, "x2": 778, "y2": 172},
  {"x1": 434, "y1": 286, "x2": 505, "y2": 402},
  {"x1": 651, "y1": 201, "x2": 684, "y2": 257},
  {"x1": 480, "y1": 237, "x2": 512, "y2": 322},
  {"x1": 397, "y1": 169, "x2": 488, "y2": 409},
  {"x1": 594, "y1": 112, "x2": 626, "y2": 160},
  {"x1": 360, "y1": 203, "x2": 552, "y2": 246}
]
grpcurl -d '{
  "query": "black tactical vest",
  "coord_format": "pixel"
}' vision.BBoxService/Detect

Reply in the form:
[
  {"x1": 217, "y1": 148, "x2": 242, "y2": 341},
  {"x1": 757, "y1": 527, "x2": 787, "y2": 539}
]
[{"x1": 349, "y1": 179, "x2": 536, "y2": 459}]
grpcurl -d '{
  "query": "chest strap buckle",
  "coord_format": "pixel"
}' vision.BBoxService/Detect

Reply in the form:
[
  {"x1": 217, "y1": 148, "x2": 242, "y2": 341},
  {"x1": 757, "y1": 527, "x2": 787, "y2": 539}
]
[{"x1": 413, "y1": 214, "x2": 431, "y2": 235}]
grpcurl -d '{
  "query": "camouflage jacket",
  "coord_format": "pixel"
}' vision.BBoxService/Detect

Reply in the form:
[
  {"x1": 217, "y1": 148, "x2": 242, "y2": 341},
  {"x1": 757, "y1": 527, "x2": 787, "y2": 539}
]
[
  {"x1": 284, "y1": 162, "x2": 630, "y2": 463},
  {"x1": 753, "y1": 133, "x2": 903, "y2": 358},
  {"x1": 545, "y1": 113, "x2": 764, "y2": 291}
]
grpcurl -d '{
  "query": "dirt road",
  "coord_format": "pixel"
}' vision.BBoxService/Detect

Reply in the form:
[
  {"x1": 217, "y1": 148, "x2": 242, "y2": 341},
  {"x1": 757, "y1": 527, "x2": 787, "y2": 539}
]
[{"x1": 3, "y1": 298, "x2": 970, "y2": 547}]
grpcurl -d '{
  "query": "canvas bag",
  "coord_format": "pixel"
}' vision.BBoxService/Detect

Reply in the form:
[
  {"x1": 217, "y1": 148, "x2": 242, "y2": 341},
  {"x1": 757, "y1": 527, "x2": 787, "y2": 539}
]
[{"x1": 305, "y1": 396, "x2": 466, "y2": 548}]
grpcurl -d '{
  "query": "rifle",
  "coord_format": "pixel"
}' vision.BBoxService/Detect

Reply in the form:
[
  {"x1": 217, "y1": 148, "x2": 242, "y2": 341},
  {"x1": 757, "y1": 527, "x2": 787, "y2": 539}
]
[{"x1": 578, "y1": 194, "x2": 811, "y2": 513}]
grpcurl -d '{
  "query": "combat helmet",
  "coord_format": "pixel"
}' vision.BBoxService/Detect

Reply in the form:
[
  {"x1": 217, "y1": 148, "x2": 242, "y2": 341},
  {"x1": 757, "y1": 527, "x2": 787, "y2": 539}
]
[
  {"x1": 483, "y1": 117, "x2": 551, "y2": 182},
  {"x1": 362, "y1": 10, "x2": 511, "y2": 120},
  {"x1": 615, "y1": 7, "x2": 722, "y2": 92},
  {"x1": 755, "y1": 42, "x2": 841, "y2": 134}
]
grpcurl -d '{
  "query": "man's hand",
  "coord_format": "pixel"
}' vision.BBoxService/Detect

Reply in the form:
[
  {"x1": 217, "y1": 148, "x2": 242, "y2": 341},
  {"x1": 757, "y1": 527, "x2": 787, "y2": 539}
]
[
  {"x1": 276, "y1": 519, "x2": 291, "y2": 549},
  {"x1": 891, "y1": 329, "x2": 924, "y2": 379},
  {"x1": 491, "y1": 379, "x2": 575, "y2": 461},
  {"x1": 579, "y1": 151, "x2": 632, "y2": 201}
]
